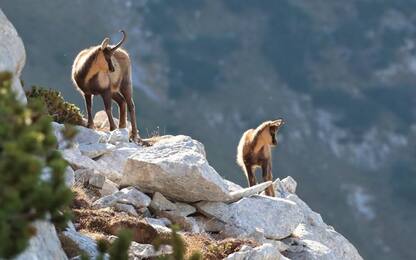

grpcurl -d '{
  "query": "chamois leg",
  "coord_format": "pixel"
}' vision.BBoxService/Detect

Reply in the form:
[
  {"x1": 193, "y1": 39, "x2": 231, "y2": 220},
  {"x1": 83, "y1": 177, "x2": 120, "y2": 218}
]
[
  {"x1": 245, "y1": 164, "x2": 257, "y2": 187},
  {"x1": 120, "y1": 83, "x2": 149, "y2": 146},
  {"x1": 84, "y1": 93, "x2": 94, "y2": 128},
  {"x1": 262, "y1": 160, "x2": 275, "y2": 197},
  {"x1": 102, "y1": 90, "x2": 116, "y2": 131},
  {"x1": 112, "y1": 92, "x2": 127, "y2": 128}
]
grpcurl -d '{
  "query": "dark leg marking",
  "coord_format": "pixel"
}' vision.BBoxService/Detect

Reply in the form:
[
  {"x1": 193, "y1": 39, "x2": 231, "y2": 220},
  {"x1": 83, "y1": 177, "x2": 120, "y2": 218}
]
[{"x1": 112, "y1": 92, "x2": 127, "y2": 128}]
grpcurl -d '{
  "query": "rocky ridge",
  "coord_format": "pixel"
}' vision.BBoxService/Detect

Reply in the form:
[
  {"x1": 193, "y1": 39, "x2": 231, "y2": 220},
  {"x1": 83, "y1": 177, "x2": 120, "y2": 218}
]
[{"x1": 48, "y1": 114, "x2": 362, "y2": 260}]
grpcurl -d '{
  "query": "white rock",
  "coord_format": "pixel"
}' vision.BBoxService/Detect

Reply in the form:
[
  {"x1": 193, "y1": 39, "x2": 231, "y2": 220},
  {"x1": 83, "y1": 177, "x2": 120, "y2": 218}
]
[
  {"x1": 128, "y1": 241, "x2": 172, "y2": 259},
  {"x1": 74, "y1": 126, "x2": 108, "y2": 144},
  {"x1": 74, "y1": 168, "x2": 95, "y2": 185},
  {"x1": 94, "y1": 147, "x2": 140, "y2": 183},
  {"x1": 100, "y1": 179, "x2": 119, "y2": 196},
  {"x1": 281, "y1": 176, "x2": 297, "y2": 194},
  {"x1": 15, "y1": 221, "x2": 68, "y2": 260},
  {"x1": 88, "y1": 174, "x2": 106, "y2": 188},
  {"x1": 65, "y1": 166, "x2": 75, "y2": 188},
  {"x1": 197, "y1": 196, "x2": 303, "y2": 240},
  {"x1": 224, "y1": 179, "x2": 243, "y2": 192},
  {"x1": 0, "y1": 9, "x2": 26, "y2": 104},
  {"x1": 108, "y1": 128, "x2": 130, "y2": 144},
  {"x1": 51, "y1": 122, "x2": 69, "y2": 149},
  {"x1": 79, "y1": 143, "x2": 116, "y2": 159},
  {"x1": 193, "y1": 216, "x2": 225, "y2": 232},
  {"x1": 143, "y1": 218, "x2": 172, "y2": 234},
  {"x1": 227, "y1": 181, "x2": 273, "y2": 202},
  {"x1": 175, "y1": 202, "x2": 196, "y2": 217},
  {"x1": 62, "y1": 147, "x2": 121, "y2": 181},
  {"x1": 121, "y1": 135, "x2": 231, "y2": 202},
  {"x1": 93, "y1": 187, "x2": 151, "y2": 209},
  {"x1": 285, "y1": 224, "x2": 363, "y2": 260},
  {"x1": 225, "y1": 243, "x2": 282, "y2": 260},
  {"x1": 114, "y1": 203, "x2": 138, "y2": 216},
  {"x1": 150, "y1": 192, "x2": 176, "y2": 211},
  {"x1": 61, "y1": 229, "x2": 99, "y2": 259}
]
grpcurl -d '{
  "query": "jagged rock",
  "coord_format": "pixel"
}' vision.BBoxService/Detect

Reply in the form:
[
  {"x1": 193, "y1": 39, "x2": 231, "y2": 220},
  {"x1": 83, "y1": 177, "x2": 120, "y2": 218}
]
[
  {"x1": 175, "y1": 202, "x2": 196, "y2": 217},
  {"x1": 79, "y1": 143, "x2": 116, "y2": 159},
  {"x1": 74, "y1": 125, "x2": 108, "y2": 144},
  {"x1": 193, "y1": 216, "x2": 225, "y2": 232},
  {"x1": 94, "y1": 110, "x2": 132, "y2": 130},
  {"x1": 0, "y1": 9, "x2": 26, "y2": 104},
  {"x1": 150, "y1": 192, "x2": 196, "y2": 217},
  {"x1": 225, "y1": 243, "x2": 282, "y2": 260},
  {"x1": 62, "y1": 147, "x2": 121, "y2": 181},
  {"x1": 114, "y1": 203, "x2": 138, "y2": 216},
  {"x1": 271, "y1": 190, "x2": 362, "y2": 260},
  {"x1": 143, "y1": 218, "x2": 172, "y2": 234},
  {"x1": 15, "y1": 221, "x2": 68, "y2": 260},
  {"x1": 155, "y1": 210, "x2": 202, "y2": 233},
  {"x1": 52, "y1": 122, "x2": 70, "y2": 149},
  {"x1": 74, "y1": 168, "x2": 95, "y2": 185},
  {"x1": 93, "y1": 187, "x2": 151, "y2": 209},
  {"x1": 127, "y1": 241, "x2": 172, "y2": 259},
  {"x1": 100, "y1": 179, "x2": 119, "y2": 196},
  {"x1": 284, "y1": 224, "x2": 362, "y2": 260},
  {"x1": 62, "y1": 147, "x2": 100, "y2": 170},
  {"x1": 121, "y1": 135, "x2": 231, "y2": 202},
  {"x1": 65, "y1": 166, "x2": 75, "y2": 188},
  {"x1": 196, "y1": 196, "x2": 303, "y2": 240},
  {"x1": 89, "y1": 174, "x2": 106, "y2": 188},
  {"x1": 108, "y1": 128, "x2": 130, "y2": 144},
  {"x1": 150, "y1": 192, "x2": 176, "y2": 211},
  {"x1": 94, "y1": 147, "x2": 140, "y2": 183},
  {"x1": 61, "y1": 229, "x2": 99, "y2": 259},
  {"x1": 281, "y1": 176, "x2": 297, "y2": 193},
  {"x1": 227, "y1": 181, "x2": 273, "y2": 203},
  {"x1": 224, "y1": 180, "x2": 243, "y2": 192}
]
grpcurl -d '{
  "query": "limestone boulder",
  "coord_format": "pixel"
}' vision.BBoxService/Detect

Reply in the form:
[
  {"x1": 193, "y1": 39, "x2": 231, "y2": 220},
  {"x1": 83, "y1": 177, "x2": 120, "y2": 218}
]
[
  {"x1": 121, "y1": 135, "x2": 231, "y2": 202},
  {"x1": 197, "y1": 195, "x2": 303, "y2": 240},
  {"x1": 0, "y1": 9, "x2": 26, "y2": 103}
]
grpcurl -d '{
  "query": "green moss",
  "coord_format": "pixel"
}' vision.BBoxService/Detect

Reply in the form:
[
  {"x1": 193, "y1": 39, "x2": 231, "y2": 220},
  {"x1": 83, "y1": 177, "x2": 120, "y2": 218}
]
[
  {"x1": 26, "y1": 86, "x2": 84, "y2": 126},
  {"x1": 0, "y1": 72, "x2": 73, "y2": 258}
]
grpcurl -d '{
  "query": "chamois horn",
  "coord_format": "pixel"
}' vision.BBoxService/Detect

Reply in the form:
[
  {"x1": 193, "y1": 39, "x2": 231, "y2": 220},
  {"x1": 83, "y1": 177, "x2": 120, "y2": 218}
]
[{"x1": 111, "y1": 30, "x2": 126, "y2": 51}]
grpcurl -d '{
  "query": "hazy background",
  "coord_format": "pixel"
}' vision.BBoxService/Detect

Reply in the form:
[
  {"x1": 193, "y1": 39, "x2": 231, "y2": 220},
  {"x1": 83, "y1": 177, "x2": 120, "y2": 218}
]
[{"x1": 2, "y1": 1, "x2": 416, "y2": 259}]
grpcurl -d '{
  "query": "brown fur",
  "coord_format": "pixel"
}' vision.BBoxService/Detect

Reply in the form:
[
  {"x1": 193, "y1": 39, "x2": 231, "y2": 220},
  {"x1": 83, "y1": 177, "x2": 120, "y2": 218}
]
[
  {"x1": 236, "y1": 119, "x2": 284, "y2": 197},
  {"x1": 71, "y1": 31, "x2": 148, "y2": 145}
]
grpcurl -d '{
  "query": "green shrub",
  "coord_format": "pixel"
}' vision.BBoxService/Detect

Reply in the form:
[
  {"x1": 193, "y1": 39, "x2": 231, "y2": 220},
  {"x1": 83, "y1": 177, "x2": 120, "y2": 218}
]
[
  {"x1": 26, "y1": 86, "x2": 84, "y2": 126},
  {"x1": 0, "y1": 72, "x2": 73, "y2": 258}
]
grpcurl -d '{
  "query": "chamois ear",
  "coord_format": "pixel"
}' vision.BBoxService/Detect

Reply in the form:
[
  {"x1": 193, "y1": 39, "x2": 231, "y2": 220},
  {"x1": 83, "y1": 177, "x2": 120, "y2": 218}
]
[
  {"x1": 271, "y1": 119, "x2": 284, "y2": 127},
  {"x1": 100, "y1": 37, "x2": 110, "y2": 50}
]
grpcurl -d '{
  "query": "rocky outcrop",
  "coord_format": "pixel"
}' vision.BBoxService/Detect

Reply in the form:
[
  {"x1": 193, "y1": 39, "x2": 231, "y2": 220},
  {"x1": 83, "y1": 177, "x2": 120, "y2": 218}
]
[
  {"x1": 197, "y1": 196, "x2": 303, "y2": 240},
  {"x1": 225, "y1": 243, "x2": 286, "y2": 260},
  {"x1": 51, "y1": 121, "x2": 363, "y2": 260},
  {"x1": 0, "y1": 9, "x2": 26, "y2": 103}
]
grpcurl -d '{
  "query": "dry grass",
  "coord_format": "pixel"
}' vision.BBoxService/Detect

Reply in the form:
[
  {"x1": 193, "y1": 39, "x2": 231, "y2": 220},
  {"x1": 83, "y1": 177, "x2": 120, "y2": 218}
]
[{"x1": 183, "y1": 233, "x2": 258, "y2": 260}]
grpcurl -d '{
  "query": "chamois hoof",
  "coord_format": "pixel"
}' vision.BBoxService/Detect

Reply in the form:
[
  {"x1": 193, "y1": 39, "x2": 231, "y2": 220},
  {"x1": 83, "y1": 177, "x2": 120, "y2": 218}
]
[{"x1": 130, "y1": 135, "x2": 151, "y2": 147}]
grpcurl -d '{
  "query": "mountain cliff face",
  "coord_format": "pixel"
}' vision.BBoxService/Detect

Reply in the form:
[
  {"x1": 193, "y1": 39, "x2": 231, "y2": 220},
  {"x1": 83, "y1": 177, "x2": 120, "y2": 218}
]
[{"x1": 1, "y1": 1, "x2": 415, "y2": 259}]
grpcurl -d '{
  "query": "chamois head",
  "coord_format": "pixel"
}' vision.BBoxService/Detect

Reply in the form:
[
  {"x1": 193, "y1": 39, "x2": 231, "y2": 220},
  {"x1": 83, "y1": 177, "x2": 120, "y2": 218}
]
[
  {"x1": 99, "y1": 30, "x2": 127, "y2": 72},
  {"x1": 269, "y1": 119, "x2": 284, "y2": 146}
]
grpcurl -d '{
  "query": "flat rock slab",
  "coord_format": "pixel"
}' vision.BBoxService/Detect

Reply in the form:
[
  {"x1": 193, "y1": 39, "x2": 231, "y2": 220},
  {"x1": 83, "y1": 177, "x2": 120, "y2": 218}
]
[
  {"x1": 197, "y1": 195, "x2": 304, "y2": 240},
  {"x1": 121, "y1": 135, "x2": 231, "y2": 202}
]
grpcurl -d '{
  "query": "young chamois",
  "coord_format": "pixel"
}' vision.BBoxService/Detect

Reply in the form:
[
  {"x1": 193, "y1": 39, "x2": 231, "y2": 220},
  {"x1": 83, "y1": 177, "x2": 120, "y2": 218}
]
[
  {"x1": 71, "y1": 30, "x2": 147, "y2": 145},
  {"x1": 236, "y1": 119, "x2": 285, "y2": 197}
]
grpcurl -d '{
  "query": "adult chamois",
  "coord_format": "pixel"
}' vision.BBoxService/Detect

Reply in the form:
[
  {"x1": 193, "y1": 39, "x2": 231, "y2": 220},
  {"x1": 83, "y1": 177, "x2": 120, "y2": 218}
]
[
  {"x1": 236, "y1": 119, "x2": 285, "y2": 197},
  {"x1": 71, "y1": 30, "x2": 148, "y2": 145}
]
